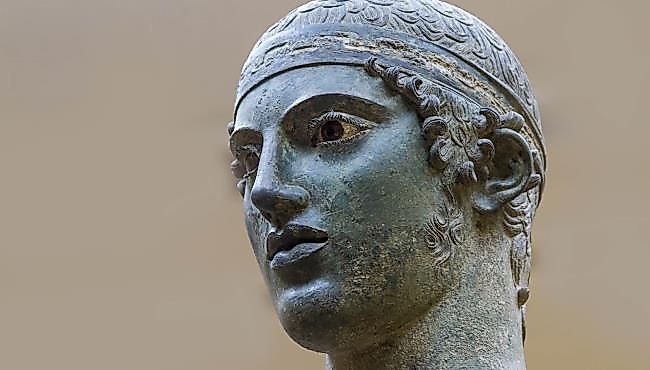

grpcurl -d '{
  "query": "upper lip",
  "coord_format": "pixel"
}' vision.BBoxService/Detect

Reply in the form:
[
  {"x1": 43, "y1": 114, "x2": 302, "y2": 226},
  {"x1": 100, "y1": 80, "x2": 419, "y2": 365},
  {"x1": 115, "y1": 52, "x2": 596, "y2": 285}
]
[{"x1": 266, "y1": 224, "x2": 329, "y2": 261}]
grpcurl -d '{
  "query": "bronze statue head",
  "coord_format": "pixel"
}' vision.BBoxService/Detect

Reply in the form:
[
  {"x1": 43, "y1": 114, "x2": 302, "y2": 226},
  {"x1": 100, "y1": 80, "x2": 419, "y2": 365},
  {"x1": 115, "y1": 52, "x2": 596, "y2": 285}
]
[{"x1": 228, "y1": 0, "x2": 546, "y2": 368}]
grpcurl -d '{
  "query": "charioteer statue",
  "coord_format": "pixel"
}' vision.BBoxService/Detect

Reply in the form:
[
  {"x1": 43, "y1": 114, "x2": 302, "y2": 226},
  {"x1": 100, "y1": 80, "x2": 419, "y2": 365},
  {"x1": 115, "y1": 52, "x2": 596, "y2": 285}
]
[{"x1": 227, "y1": 0, "x2": 547, "y2": 368}]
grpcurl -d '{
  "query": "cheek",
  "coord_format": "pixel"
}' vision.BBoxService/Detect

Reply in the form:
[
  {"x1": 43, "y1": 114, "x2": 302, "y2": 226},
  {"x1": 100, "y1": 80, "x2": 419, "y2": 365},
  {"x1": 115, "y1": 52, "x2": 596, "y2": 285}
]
[
  {"x1": 315, "y1": 120, "x2": 441, "y2": 293},
  {"x1": 243, "y1": 194, "x2": 269, "y2": 265},
  {"x1": 329, "y1": 125, "x2": 436, "y2": 238}
]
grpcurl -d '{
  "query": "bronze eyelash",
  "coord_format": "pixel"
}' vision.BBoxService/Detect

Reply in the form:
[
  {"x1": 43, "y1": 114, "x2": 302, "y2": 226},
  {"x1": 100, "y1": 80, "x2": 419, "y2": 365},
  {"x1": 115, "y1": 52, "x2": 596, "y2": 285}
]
[{"x1": 308, "y1": 111, "x2": 375, "y2": 131}]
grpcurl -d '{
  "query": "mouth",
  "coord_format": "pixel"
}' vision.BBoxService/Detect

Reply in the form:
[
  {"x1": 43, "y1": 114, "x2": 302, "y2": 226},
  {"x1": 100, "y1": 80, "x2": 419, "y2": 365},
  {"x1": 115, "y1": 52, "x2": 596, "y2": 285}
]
[{"x1": 266, "y1": 224, "x2": 329, "y2": 269}]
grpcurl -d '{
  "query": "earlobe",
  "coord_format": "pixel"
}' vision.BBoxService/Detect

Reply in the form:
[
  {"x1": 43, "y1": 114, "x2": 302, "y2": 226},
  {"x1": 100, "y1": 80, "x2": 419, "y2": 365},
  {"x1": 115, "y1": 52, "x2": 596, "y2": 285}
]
[{"x1": 468, "y1": 118, "x2": 538, "y2": 215}]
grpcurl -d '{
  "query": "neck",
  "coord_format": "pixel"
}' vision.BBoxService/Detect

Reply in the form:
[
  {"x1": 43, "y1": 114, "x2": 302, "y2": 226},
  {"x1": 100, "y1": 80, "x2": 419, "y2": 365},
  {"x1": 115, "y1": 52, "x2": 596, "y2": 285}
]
[{"x1": 326, "y1": 234, "x2": 525, "y2": 370}]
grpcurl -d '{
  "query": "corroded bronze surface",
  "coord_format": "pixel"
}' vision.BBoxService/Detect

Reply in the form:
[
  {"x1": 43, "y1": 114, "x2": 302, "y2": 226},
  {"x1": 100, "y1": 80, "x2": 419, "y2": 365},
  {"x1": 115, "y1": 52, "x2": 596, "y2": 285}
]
[{"x1": 227, "y1": 1, "x2": 546, "y2": 368}]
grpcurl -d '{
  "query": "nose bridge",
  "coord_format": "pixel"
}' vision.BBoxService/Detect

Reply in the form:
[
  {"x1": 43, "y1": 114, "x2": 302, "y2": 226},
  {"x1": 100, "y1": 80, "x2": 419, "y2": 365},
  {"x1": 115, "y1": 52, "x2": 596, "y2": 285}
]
[
  {"x1": 251, "y1": 133, "x2": 309, "y2": 226},
  {"x1": 253, "y1": 134, "x2": 283, "y2": 191}
]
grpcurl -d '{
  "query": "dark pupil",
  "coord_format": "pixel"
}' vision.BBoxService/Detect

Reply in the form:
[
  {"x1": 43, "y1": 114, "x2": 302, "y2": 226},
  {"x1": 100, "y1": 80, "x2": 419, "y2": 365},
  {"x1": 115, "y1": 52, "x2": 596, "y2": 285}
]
[
  {"x1": 244, "y1": 152, "x2": 259, "y2": 173},
  {"x1": 321, "y1": 120, "x2": 344, "y2": 142}
]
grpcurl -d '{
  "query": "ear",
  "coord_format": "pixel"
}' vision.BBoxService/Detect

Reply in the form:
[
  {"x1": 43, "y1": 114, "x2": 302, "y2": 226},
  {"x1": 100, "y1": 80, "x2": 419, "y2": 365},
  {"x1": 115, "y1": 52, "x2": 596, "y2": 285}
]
[{"x1": 470, "y1": 127, "x2": 540, "y2": 214}]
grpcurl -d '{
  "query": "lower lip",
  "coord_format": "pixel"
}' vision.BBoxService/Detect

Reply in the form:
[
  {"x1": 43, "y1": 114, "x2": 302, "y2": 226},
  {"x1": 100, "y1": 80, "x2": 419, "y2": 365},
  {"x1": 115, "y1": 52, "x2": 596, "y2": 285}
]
[{"x1": 269, "y1": 241, "x2": 328, "y2": 270}]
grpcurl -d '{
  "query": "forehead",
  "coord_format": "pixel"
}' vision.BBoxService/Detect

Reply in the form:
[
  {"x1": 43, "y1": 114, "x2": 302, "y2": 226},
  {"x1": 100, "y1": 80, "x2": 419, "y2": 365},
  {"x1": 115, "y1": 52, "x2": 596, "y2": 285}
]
[{"x1": 234, "y1": 65, "x2": 396, "y2": 131}]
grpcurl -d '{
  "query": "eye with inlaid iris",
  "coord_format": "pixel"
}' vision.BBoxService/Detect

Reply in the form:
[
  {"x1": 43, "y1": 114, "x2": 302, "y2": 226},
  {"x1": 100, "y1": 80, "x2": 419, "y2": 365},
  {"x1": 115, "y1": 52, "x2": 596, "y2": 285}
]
[
  {"x1": 320, "y1": 120, "x2": 345, "y2": 142},
  {"x1": 309, "y1": 111, "x2": 376, "y2": 147},
  {"x1": 234, "y1": 144, "x2": 261, "y2": 180},
  {"x1": 243, "y1": 151, "x2": 259, "y2": 174}
]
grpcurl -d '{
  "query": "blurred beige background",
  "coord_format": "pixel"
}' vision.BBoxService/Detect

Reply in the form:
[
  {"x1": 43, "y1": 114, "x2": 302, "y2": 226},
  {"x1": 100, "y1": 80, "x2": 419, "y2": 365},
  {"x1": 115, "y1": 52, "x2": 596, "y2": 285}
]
[{"x1": 1, "y1": 0, "x2": 649, "y2": 369}]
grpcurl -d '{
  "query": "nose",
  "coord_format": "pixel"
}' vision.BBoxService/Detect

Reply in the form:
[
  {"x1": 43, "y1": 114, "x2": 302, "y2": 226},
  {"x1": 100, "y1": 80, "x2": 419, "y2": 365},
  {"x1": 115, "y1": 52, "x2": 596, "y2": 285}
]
[
  {"x1": 251, "y1": 183, "x2": 310, "y2": 227},
  {"x1": 249, "y1": 143, "x2": 310, "y2": 227}
]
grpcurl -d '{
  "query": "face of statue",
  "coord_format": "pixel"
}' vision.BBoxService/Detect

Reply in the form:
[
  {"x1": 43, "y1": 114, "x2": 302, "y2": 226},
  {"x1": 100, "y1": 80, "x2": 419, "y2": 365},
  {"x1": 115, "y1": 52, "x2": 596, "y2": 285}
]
[{"x1": 231, "y1": 64, "x2": 451, "y2": 353}]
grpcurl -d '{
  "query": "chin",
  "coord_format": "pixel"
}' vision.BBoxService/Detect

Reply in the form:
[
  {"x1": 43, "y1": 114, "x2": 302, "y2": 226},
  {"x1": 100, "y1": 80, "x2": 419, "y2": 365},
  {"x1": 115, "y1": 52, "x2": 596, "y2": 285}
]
[
  {"x1": 273, "y1": 277, "x2": 341, "y2": 352},
  {"x1": 273, "y1": 277, "x2": 418, "y2": 354}
]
